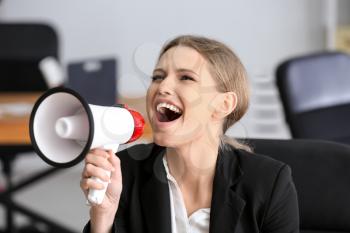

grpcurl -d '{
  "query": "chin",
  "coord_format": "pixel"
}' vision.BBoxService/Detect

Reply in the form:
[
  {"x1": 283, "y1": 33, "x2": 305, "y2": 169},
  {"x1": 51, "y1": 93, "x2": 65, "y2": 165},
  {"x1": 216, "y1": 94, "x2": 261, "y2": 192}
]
[
  {"x1": 152, "y1": 133, "x2": 180, "y2": 148},
  {"x1": 152, "y1": 125, "x2": 204, "y2": 148}
]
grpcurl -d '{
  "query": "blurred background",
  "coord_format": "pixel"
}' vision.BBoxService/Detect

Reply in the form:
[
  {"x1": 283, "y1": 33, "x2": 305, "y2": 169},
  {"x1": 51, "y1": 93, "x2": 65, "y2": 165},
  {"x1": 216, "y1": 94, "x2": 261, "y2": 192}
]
[{"x1": 0, "y1": 0, "x2": 350, "y2": 232}]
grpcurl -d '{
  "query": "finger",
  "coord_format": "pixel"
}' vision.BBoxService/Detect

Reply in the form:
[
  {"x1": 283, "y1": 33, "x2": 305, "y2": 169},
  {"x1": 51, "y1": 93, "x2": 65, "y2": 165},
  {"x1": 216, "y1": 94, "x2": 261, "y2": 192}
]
[
  {"x1": 80, "y1": 178, "x2": 90, "y2": 191},
  {"x1": 82, "y1": 163, "x2": 111, "y2": 182},
  {"x1": 88, "y1": 149, "x2": 110, "y2": 159},
  {"x1": 80, "y1": 177, "x2": 105, "y2": 190},
  {"x1": 85, "y1": 153, "x2": 114, "y2": 172}
]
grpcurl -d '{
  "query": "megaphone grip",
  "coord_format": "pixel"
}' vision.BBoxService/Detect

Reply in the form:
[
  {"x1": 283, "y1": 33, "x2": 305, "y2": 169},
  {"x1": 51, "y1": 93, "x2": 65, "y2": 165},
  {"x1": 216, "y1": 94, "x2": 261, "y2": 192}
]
[
  {"x1": 87, "y1": 170, "x2": 111, "y2": 205},
  {"x1": 87, "y1": 144, "x2": 118, "y2": 205}
]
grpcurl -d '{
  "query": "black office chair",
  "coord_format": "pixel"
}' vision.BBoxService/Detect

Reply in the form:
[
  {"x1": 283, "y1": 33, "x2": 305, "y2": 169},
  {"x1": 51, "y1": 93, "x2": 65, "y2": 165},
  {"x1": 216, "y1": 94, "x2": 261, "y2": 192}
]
[
  {"x1": 0, "y1": 22, "x2": 59, "y2": 92},
  {"x1": 244, "y1": 138, "x2": 350, "y2": 233},
  {"x1": 0, "y1": 23, "x2": 75, "y2": 233},
  {"x1": 276, "y1": 52, "x2": 350, "y2": 145}
]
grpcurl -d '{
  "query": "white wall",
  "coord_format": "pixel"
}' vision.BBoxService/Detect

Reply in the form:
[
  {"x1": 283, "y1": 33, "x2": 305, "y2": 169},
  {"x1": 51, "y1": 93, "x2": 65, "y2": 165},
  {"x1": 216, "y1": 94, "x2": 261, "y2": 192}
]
[
  {"x1": 0, "y1": 0, "x2": 328, "y2": 139},
  {"x1": 0, "y1": 1, "x2": 331, "y2": 231}
]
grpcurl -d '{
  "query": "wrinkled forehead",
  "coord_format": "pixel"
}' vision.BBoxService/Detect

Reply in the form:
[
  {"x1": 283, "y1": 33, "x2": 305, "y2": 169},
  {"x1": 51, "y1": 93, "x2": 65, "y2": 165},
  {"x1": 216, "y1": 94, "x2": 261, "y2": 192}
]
[{"x1": 156, "y1": 46, "x2": 206, "y2": 73}]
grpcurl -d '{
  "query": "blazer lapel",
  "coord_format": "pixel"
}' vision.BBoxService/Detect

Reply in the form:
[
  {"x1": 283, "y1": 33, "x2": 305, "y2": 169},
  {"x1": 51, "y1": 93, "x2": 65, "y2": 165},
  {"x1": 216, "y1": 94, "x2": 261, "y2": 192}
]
[
  {"x1": 140, "y1": 146, "x2": 172, "y2": 233},
  {"x1": 209, "y1": 146, "x2": 246, "y2": 233}
]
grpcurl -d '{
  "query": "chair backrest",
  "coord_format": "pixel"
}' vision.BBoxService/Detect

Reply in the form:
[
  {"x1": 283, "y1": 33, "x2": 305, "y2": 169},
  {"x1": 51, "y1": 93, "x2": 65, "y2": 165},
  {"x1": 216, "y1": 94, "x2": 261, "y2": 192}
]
[
  {"x1": 244, "y1": 138, "x2": 350, "y2": 233},
  {"x1": 276, "y1": 52, "x2": 350, "y2": 144},
  {"x1": 0, "y1": 23, "x2": 59, "y2": 92}
]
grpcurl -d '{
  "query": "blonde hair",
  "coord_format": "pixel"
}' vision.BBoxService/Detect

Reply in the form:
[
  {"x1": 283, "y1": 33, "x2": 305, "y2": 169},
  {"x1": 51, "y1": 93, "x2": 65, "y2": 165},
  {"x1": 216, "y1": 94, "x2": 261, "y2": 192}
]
[{"x1": 158, "y1": 35, "x2": 251, "y2": 152}]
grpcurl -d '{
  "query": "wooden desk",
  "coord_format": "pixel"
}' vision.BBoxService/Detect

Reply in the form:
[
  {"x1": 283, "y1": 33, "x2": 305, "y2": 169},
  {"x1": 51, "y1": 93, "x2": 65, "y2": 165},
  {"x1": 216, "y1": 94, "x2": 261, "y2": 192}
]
[
  {"x1": 0, "y1": 93, "x2": 153, "y2": 145},
  {"x1": 0, "y1": 92, "x2": 73, "y2": 232},
  {"x1": 0, "y1": 92, "x2": 152, "y2": 232},
  {"x1": 0, "y1": 92, "x2": 41, "y2": 145}
]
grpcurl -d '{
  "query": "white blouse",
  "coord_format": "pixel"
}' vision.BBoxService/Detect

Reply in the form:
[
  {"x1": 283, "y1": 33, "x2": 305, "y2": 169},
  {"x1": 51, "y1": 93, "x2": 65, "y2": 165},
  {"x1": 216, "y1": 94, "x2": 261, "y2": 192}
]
[{"x1": 163, "y1": 156, "x2": 210, "y2": 233}]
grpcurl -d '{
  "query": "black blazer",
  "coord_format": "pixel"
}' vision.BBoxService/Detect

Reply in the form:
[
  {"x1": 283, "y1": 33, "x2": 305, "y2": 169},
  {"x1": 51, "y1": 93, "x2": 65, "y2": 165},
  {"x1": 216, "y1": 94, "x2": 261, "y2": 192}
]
[{"x1": 84, "y1": 143, "x2": 299, "y2": 233}]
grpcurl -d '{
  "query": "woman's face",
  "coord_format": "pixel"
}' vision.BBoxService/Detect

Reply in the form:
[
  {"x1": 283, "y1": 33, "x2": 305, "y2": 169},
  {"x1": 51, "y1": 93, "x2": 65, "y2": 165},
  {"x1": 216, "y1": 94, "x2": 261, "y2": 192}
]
[{"x1": 146, "y1": 46, "x2": 222, "y2": 147}]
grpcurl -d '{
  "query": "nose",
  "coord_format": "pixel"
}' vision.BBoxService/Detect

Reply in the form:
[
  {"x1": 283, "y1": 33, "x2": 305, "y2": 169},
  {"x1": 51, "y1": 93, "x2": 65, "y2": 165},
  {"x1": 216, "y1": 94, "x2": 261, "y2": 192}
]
[{"x1": 158, "y1": 76, "x2": 175, "y2": 96}]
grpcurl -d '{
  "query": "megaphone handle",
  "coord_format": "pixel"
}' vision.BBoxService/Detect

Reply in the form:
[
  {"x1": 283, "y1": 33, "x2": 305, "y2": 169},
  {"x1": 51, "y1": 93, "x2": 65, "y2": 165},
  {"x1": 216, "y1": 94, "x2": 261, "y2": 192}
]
[
  {"x1": 87, "y1": 144, "x2": 119, "y2": 205},
  {"x1": 101, "y1": 143, "x2": 119, "y2": 154}
]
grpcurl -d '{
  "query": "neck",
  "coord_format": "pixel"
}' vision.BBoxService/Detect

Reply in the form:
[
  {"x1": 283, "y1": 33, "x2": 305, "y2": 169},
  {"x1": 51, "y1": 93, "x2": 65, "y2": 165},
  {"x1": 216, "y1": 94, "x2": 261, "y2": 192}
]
[{"x1": 165, "y1": 136, "x2": 220, "y2": 188}]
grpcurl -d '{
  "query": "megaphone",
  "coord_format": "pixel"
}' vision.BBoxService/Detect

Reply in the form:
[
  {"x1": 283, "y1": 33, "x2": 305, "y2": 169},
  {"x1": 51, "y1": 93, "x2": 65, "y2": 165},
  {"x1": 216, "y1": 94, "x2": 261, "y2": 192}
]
[{"x1": 29, "y1": 87, "x2": 145, "y2": 204}]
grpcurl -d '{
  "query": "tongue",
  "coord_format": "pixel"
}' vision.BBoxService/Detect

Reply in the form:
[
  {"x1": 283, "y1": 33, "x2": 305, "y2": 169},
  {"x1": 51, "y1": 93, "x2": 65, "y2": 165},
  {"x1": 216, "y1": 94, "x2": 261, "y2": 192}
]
[
  {"x1": 159, "y1": 113, "x2": 169, "y2": 122},
  {"x1": 158, "y1": 108, "x2": 181, "y2": 122}
]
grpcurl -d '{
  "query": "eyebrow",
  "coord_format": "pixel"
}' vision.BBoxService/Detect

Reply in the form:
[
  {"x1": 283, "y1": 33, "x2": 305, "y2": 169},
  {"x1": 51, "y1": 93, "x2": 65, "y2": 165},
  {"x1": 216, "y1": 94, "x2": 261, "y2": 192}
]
[{"x1": 153, "y1": 68, "x2": 199, "y2": 77}]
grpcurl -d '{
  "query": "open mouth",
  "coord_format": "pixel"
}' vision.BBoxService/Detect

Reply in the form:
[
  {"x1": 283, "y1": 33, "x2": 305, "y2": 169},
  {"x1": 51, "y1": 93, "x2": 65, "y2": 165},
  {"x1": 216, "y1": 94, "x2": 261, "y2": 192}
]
[{"x1": 156, "y1": 102, "x2": 183, "y2": 122}]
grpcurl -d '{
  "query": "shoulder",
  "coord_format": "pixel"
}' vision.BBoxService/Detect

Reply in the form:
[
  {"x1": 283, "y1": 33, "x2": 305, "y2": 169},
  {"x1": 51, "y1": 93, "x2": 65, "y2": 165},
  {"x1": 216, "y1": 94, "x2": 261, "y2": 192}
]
[
  {"x1": 236, "y1": 148, "x2": 288, "y2": 178},
  {"x1": 233, "y1": 150, "x2": 299, "y2": 231},
  {"x1": 226, "y1": 147, "x2": 294, "y2": 201}
]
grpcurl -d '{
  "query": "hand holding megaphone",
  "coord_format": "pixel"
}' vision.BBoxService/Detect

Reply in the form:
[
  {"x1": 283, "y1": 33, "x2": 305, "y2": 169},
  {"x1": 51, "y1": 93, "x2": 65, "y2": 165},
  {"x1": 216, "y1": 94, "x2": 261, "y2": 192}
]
[
  {"x1": 82, "y1": 148, "x2": 122, "y2": 209},
  {"x1": 29, "y1": 87, "x2": 144, "y2": 205}
]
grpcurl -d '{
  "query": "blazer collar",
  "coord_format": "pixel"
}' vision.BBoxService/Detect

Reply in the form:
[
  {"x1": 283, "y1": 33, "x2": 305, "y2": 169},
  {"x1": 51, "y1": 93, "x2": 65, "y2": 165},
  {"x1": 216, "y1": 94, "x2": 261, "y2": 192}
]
[
  {"x1": 140, "y1": 144, "x2": 245, "y2": 233},
  {"x1": 140, "y1": 144, "x2": 172, "y2": 233},
  {"x1": 209, "y1": 145, "x2": 246, "y2": 233}
]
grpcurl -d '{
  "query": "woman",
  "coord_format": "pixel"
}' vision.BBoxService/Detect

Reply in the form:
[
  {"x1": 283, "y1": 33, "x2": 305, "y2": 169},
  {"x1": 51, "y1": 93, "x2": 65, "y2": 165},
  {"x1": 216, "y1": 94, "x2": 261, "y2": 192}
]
[{"x1": 81, "y1": 35, "x2": 299, "y2": 233}]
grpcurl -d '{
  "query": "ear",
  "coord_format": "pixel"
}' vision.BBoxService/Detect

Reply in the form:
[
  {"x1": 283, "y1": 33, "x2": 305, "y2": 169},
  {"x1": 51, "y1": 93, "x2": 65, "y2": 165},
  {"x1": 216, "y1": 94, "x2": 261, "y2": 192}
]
[{"x1": 211, "y1": 92, "x2": 237, "y2": 121}]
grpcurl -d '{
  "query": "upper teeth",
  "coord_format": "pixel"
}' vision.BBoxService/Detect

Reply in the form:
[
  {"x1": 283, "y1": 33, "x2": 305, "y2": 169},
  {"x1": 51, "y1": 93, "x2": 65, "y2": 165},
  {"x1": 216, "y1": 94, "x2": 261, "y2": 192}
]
[{"x1": 156, "y1": 102, "x2": 182, "y2": 114}]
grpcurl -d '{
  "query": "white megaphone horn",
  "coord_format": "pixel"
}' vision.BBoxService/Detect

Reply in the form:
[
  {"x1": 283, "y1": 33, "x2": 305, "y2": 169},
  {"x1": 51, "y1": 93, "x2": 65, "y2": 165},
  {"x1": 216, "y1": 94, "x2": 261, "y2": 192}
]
[{"x1": 29, "y1": 87, "x2": 145, "y2": 205}]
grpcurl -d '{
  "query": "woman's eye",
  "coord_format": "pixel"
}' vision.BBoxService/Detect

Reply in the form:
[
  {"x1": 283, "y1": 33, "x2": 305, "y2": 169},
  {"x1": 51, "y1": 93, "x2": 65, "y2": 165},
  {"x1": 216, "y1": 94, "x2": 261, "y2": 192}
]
[
  {"x1": 151, "y1": 75, "x2": 164, "y2": 81},
  {"x1": 180, "y1": 75, "x2": 195, "y2": 81}
]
